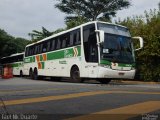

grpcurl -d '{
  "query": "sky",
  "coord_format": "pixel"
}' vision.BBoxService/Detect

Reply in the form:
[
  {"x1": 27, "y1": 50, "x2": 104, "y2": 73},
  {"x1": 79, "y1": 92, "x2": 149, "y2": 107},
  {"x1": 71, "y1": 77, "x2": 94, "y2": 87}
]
[{"x1": 0, "y1": 0, "x2": 159, "y2": 40}]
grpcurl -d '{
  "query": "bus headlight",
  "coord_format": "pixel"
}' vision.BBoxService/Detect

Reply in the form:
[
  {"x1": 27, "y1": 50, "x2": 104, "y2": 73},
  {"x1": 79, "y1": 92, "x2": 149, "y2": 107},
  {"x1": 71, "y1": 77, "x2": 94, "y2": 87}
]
[{"x1": 131, "y1": 67, "x2": 135, "y2": 70}]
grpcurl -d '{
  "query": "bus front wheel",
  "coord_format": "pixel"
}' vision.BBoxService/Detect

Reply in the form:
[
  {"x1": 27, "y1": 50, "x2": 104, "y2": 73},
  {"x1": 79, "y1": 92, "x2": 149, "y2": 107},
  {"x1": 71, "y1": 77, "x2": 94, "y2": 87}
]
[{"x1": 70, "y1": 66, "x2": 82, "y2": 83}]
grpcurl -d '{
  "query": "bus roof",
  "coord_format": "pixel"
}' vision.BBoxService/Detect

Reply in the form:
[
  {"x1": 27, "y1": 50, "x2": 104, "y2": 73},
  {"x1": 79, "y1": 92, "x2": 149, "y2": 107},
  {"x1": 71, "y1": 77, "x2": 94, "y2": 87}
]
[
  {"x1": 26, "y1": 21, "x2": 128, "y2": 47},
  {"x1": 1, "y1": 52, "x2": 24, "y2": 59}
]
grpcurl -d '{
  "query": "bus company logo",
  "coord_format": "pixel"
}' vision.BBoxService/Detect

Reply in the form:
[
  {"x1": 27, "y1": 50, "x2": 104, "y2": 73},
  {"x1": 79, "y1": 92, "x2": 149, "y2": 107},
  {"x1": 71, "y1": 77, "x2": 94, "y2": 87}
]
[
  {"x1": 24, "y1": 58, "x2": 30, "y2": 63},
  {"x1": 73, "y1": 47, "x2": 78, "y2": 57},
  {"x1": 64, "y1": 49, "x2": 73, "y2": 58}
]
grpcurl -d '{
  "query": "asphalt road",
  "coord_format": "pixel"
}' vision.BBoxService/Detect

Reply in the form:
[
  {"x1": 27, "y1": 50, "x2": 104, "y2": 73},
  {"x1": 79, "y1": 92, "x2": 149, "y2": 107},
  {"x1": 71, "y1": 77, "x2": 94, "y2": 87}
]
[{"x1": 0, "y1": 77, "x2": 160, "y2": 120}]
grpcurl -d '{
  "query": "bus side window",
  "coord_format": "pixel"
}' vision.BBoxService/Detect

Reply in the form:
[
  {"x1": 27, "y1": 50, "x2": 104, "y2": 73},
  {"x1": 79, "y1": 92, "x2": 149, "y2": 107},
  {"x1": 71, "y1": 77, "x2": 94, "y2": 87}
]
[
  {"x1": 19, "y1": 55, "x2": 23, "y2": 61},
  {"x1": 47, "y1": 41, "x2": 50, "y2": 52},
  {"x1": 12, "y1": 56, "x2": 15, "y2": 63},
  {"x1": 40, "y1": 44, "x2": 43, "y2": 54},
  {"x1": 37, "y1": 45, "x2": 40, "y2": 54},
  {"x1": 25, "y1": 47, "x2": 29, "y2": 57},
  {"x1": 31, "y1": 46, "x2": 35, "y2": 56},
  {"x1": 75, "y1": 31, "x2": 81, "y2": 45},
  {"x1": 68, "y1": 34, "x2": 74, "y2": 47},
  {"x1": 51, "y1": 39, "x2": 55, "y2": 51},
  {"x1": 62, "y1": 34, "x2": 69, "y2": 48},
  {"x1": 56, "y1": 38, "x2": 61, "y2": 50},
  {"x1": 29, "y1": 47, "x2": 32, "y2": 56},
  {"x1": 34, "y1": 46, "x2": 38, "y2": 55},
  {"x1": 42, "y1": 42, "x2": 47, "y2": 53},
  {"x1": 62, "y1": 38, "x2": 66, "y2": 48}
]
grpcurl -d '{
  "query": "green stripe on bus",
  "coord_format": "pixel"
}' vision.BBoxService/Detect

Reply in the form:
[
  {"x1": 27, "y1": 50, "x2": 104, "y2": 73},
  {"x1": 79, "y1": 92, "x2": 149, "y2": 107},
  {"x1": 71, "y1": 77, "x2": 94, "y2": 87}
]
[
  {"x1": 41, "y1": 62, "x2": 44, "y2": 69},
  {"x1": 24, "y1": 46, "x2": 81, "y2": 63},
  {"x1": 32, "y1": 56, "x2": 35, "y2": 62},
  {"x1": 10, "y1": 62, "x2": 23, "y2": 68},
  {"x1": 100, "y1": 60, "x2": 111, "y2": 65},
  {"x1": 40, "y1": 55, "x2": 43, "y2": 61},
  {"x1": 47, "y1": 50, "x2": 64, "y2": 60},
  {"x1": 100, "y1": 59, "x2": 135, "y2": 67},
  {"x1": 11, "y1": 63, "x2": 19, "y2": 67}
]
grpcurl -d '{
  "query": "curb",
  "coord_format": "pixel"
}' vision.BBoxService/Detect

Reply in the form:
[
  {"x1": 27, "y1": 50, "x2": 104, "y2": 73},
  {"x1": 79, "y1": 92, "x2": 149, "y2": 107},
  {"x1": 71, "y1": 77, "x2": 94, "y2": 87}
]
[{"x1": 116, "y1": 80, "x2": 160, "y2": 85}]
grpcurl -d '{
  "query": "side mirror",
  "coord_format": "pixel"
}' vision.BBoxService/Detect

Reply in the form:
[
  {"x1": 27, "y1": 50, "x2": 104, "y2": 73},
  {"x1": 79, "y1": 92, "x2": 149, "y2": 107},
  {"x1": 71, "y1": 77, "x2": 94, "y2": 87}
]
[
  {"x1": 95, "y1": 30, "x2": 104, "y2": 42},
  {"x1": 132, "y1": 37, "x2": 144, "y2": 51}
]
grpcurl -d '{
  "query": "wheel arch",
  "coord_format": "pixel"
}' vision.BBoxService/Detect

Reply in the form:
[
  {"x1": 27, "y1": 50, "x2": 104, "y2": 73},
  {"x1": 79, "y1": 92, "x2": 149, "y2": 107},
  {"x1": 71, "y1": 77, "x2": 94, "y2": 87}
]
[{"x1": 70, "y1": 64, "x2": 80, "y2": 76}]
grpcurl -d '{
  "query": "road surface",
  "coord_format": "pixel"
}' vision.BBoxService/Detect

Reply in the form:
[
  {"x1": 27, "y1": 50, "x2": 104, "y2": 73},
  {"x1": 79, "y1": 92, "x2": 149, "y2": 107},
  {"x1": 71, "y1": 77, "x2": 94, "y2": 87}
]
[{"x1": 0, "y1": 77, "x2": 160, "y2": 120}]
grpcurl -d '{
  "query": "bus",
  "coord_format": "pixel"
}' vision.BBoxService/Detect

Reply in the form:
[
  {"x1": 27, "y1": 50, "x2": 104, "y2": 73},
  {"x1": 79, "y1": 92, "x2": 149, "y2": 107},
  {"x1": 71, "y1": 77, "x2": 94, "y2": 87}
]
[
  {"x1": 1, "y1": 53, "x2": 24, "y2": 76},
  {"x1": 23, "y1": 21, "x2": 143, "y2": 83}
]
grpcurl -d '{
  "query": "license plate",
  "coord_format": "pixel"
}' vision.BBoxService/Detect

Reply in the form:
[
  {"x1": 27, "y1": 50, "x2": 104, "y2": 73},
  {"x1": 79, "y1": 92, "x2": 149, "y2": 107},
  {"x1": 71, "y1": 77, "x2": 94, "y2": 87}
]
[{"x1": 119, "y1": 72, "x2": 125, "y2": 76}]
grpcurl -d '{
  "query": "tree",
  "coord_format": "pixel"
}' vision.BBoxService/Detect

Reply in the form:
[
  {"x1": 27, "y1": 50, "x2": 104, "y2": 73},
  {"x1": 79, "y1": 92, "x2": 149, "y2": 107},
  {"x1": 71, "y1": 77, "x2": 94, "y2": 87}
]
[
  {"x1": 55, "y1": 0, "x2": 131, "y2": 28},
  {"x1": 28, "y1": 27, "x2": 65, "y2": 42},
  {"x1": 0, "y1": 29, "x2": 30, "y2": 59},
  {"x1": 116, "y1": 8, "x2": 160, "y2": 81},
  {"x1": 28, "y1": 27, "x2": 53, "y2": 42},
  {"x1": 52, "y1": 28, "x2": 65, "y2": 35}
]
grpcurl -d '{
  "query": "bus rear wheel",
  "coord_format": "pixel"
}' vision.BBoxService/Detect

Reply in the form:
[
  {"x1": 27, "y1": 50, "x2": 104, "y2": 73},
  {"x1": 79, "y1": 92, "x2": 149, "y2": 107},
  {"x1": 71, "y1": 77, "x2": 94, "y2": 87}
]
[
  {"x1": 70, "y1": 66, "x2": 82, "y2": 83},
  {"x1": 20, "y1": 70, "x2": 23, "y2": 77},
  {"x1": 33, "y1": 68, "x2": 38, "y2": 80},
  {"x1": 98, "y1": 79, "x2": 111, "y2": 84},
  {"x1": 29, "y1": 69, "x2": 33, "y2": 79}
]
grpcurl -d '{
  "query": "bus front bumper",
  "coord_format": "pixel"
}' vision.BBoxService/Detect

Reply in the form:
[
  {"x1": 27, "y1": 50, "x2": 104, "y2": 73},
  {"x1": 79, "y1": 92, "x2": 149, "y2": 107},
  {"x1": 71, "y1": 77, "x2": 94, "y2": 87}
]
[{"x1": 98, "y1": 67, "x2": 135, "y2": 79}]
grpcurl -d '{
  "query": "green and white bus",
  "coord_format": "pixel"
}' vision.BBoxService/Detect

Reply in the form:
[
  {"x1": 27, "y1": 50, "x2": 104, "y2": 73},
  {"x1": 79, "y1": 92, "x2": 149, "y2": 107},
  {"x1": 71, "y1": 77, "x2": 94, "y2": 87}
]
[
  {"x1": 23, "y1": 21, "x2": 143, "y2": 83},
  {"x1": 1, "y1": 53, "x2": 24, "y2": 76}
]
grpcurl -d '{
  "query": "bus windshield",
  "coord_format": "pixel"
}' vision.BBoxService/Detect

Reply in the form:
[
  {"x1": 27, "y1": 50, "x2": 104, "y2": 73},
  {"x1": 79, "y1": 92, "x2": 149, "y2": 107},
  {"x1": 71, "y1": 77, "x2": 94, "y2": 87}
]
[{"x1": 101, "y1": 33, "x2": 135, "y2": 64}]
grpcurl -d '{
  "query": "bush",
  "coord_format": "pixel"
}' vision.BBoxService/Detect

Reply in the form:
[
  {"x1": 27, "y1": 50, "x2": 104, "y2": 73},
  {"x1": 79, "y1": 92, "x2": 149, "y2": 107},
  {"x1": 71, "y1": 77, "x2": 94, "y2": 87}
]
[{"x1": 116, "y1": 9, "x2": 160, "y2": 81}]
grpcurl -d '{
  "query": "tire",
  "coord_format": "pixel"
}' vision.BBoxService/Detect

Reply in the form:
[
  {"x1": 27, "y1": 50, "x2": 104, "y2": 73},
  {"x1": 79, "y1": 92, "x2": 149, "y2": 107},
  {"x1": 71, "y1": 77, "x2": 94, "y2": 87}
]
[
  {"x1": 29, "y1": 69, "x2": 33, "y2": 79},
  {"x1": 33, "y1": 69, "x2": 38, "y2": 80},
  {"x1": 70, "y1": 66, "x2": 82, "y2": 83},
  {"x1": 98, "y1": 79, "x2": 111, "y2": 84},
  {"x1": 20, "y1": 70, "x2": 23, "y2": 77}
]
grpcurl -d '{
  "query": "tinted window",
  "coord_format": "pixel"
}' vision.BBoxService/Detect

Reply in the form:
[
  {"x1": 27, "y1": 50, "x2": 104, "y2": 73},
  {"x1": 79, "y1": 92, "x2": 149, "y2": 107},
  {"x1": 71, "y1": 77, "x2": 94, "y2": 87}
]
[
  {"x1": 70, "y1": 29, "x2": 81, "y2": 46},
  {"x1": 56, "y1": 38, "x2": 61, "y2": 49},
  {"x1": 47, "y1": 41, "x2": 50, "y2": 52},
  {"x1": 69, "y1": 34, "x2": 74, "y2": 47},
  {"x1": 25, "y1": 47, "x2": 29, "y2": 57},
  {"x1": 51, "y1": 39, "x2": 56, "y2": 51}
]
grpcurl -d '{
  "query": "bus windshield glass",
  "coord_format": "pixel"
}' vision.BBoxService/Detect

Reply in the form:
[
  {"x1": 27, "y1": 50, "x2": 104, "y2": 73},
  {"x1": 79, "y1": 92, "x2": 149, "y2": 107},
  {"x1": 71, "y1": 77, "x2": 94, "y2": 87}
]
[{"x1": 101, "y1": 33, "x2": 135, "y2": 64}]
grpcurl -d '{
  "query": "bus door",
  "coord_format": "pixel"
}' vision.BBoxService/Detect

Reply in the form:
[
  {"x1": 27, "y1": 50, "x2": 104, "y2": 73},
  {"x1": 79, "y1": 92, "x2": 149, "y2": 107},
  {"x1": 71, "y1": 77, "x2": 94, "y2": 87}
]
[{"x1": 83, "y1": 24, "x2": 98, "y2": 77}]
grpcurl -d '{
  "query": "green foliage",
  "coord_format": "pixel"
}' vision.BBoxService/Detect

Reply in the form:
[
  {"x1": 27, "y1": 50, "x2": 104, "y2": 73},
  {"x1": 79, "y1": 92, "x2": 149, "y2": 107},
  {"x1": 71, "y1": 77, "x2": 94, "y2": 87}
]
[
  {"x1": 65, "y1": 16, "x2": 87, "y2": 29},
  {"x1": 0, "y1": 29, "x2": 30, "y2": 59},
  {"x1": 116, "y1": 8, "x2": 160, "y2": 81},
  {"x1": 52, "y1": 28, "x2": 65, "y2": 35},
  {"x1": 28, "y1": 27, "x2": 65, "y2": 42},
  {"x1": 28, "y1": 27, "x2": 53, "y2": 42},
  {"x1": 55, "y1": 0, "x2": 131, "y2": 29}
]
